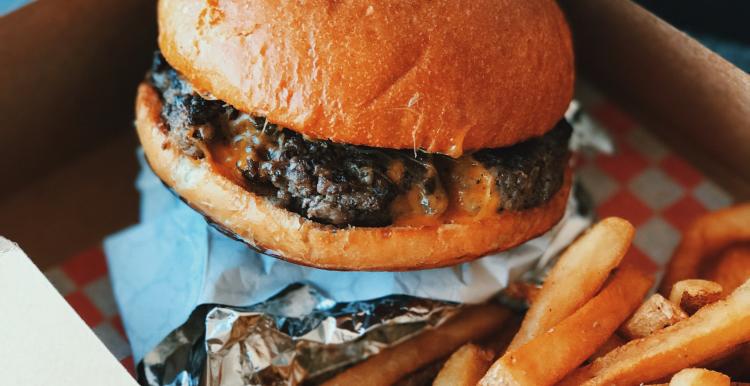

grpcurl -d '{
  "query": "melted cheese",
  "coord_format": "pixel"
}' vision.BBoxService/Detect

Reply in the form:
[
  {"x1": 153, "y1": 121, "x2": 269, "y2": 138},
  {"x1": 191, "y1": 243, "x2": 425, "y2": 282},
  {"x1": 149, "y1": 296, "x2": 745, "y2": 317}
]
[
  {"x1": 390, "y1": 181, "x2": 449, "y2": 227},
  {"x1": 390, "y1": 161, "x2": 451, "y2": 227},
  {"x1": 208, "y1": 137, "x2": 245, "y2": 184},
  {"x1": 389, "y1": 157, "x2": 502, "y2": 226},
  {"x1": 208, "y1": 113, "x2": 281, "y2": 185},
  {"x1": 386, "y1": 160, "x2": 406, "y2": 185},
  {"x1": 444, "y1": 157, "x2": 501, "y2": 222}
]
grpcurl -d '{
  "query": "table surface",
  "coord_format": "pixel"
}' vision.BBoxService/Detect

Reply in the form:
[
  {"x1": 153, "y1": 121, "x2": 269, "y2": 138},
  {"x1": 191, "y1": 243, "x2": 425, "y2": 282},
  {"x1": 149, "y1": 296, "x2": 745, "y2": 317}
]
[{"x1": 36, "y1": 91, "x2": 736, "y2": 379}]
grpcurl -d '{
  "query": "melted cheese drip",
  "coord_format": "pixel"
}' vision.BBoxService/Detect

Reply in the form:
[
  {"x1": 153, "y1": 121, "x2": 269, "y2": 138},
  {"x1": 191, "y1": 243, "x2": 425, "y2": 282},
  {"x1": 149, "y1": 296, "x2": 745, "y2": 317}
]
[
  {"x1": 390, "y1": 160, "x2": 450, "y2": 227},
  {"x1": 389, "y1": 156, "x2": 502, "y2": 226},
  {"x1": 208, "y1": 114, "x2": 269, "y2": 185},
  {"x1": 444, "y1": 157, "x2": 501, "y2": 223},
  {"x1": 390, "y1": 182, "x2": 449, "y2": 227}
]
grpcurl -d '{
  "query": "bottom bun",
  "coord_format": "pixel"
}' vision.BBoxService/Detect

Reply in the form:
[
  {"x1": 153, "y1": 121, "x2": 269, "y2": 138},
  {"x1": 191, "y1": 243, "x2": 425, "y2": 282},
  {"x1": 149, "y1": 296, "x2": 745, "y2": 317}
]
[{"x1": 135, "y1": 83, "x2": 572, "y2": 271}]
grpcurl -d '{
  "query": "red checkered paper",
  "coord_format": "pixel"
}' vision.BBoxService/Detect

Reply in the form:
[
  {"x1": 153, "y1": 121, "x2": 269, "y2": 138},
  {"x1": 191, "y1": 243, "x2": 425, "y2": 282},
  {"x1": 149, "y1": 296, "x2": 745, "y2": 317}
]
[
  {"x1": 42, "y1": 97, "x2": 733, "y2": 379},
  {"x1": 581, "y1": 102, "x2": 732, "y2": 267}
]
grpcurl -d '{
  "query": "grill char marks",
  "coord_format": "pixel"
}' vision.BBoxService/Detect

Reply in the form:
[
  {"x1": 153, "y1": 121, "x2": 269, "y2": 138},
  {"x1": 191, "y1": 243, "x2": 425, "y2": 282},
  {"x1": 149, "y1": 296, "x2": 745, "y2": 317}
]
[{"x1": 147, "y1": 51, "x2": 571, "y2": 227}]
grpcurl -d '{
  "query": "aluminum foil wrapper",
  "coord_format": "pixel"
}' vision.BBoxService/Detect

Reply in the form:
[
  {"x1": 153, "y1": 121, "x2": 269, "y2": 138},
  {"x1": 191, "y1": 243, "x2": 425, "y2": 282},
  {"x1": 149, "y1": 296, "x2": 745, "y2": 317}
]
[{"x1": 140, "y1": 284, "x2": 461, "y2": 386}]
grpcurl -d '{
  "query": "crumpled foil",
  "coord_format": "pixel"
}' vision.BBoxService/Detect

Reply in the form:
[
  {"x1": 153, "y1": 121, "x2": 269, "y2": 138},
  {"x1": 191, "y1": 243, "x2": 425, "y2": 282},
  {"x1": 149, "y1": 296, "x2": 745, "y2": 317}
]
[{"x1": 140, "y1": 285, "x2": 460, "y2": 386}]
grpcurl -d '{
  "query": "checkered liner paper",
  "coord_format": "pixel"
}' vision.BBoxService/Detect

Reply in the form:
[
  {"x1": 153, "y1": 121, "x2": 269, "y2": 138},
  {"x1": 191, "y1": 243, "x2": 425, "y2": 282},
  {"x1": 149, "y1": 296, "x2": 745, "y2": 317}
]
[{"x1": 43, "y1": 93, "x2": 734, "y2": 377}]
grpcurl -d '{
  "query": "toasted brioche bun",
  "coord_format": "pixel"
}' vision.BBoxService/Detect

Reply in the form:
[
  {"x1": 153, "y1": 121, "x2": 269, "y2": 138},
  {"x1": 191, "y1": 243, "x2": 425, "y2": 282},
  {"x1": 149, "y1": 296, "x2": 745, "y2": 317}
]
[
  {"x1": 136, "y1": 83, "x2": 571, "y2": 271},
  {"x1": 157, "y1": 0, "x2": 573, "y2": 157}
]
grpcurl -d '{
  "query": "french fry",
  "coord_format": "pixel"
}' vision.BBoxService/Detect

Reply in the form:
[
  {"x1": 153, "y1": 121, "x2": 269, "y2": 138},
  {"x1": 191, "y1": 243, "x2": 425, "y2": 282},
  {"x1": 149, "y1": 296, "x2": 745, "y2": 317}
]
[
  {"x1": 502, "y1": 282, "x2": 541, "y2": 306},
  {"x1": 669, "y1": 279, "x2": 723, "y2": 314},
  {"x1": 620, "y1": 294, "x2": 687, "y2": 339},
  {"x1": 695, "y1": 343, "x2": 743, "y2": 372},
  {"x1": 660, "y1": 203, "x2": 750, "y2": 294},
  {"x1": 432, "y1": 344, "x2": 494, "y2": 386},
  {"x1": 322, "y1": 304, "x2": 510, "y2": 386},
  {"x1": 479, "y1": 263, "x2": 652, "y2": 386},
  {"x1": 641, "y1": 369, "x2": 737, "y2": 386},
  {"x1": 707, "y1": 244, "x2": 750, "y2": 295},
  {"x1": 648, "y1": 383, "x2": 750, "y2": 386},
  {"x1": 391, "y1": 358, "x2": 448, "y2": 386},
  {"x1": 559, "y1": 278, "x2": 750, "y2": 386},
  {"x1": 668, "y1": 368, "x2": 730, "y2": 386},
  {"x1": 589, "y1": 334, "x2": 626, "y2": 362},
  {"x1": 508, "y1": 217, "x2": 634, "y2": 350}
]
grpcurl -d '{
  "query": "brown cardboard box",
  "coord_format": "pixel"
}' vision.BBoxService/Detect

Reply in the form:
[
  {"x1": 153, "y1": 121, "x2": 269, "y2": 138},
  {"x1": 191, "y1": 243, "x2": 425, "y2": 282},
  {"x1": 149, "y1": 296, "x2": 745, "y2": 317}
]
[
  {"x1": 0, "y1": 0, "x2": 155, "y2": 267},
  {"x1": 1, "y1": 0, "x2": 749, "y2": 268},
  {"x1": 558, "y1": 0, "x2": 750, "y2": 195}
]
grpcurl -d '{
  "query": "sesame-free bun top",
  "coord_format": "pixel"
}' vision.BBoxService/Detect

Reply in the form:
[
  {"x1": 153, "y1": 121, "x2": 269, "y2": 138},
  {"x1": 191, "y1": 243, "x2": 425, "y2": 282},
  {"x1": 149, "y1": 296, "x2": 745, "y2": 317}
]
[{"x1": 158, "y1": 0, "x2": 574, "y2": 157}]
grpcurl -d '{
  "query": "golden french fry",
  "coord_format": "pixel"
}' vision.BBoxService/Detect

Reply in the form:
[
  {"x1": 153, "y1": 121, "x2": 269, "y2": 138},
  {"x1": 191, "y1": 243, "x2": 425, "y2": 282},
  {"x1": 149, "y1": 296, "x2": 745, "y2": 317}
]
[
  {"x1": 589, "y1": 334, "x2": 626, "y2": 362},
  {"x1": 502, "y1": 282, "x2": 541, "y2": 306},
  {"x1": 660, "y1": 203, "x2": 750, "y2": 295},
  {"x1": 620, "y1": 294, "x2": 688, "y2": 339},
  {"x1": 508, "y1": 217, "x2": 634, "y2": 350},
  {"x1": 649, "y1": 380, "x2": 749, "y2": 386},
  {"x1": 432, "y1": 344, "x2": 494, "y2": 386},
  {"x1": 322, "y1": 304, "x2": 509, "y2": 386},
  {"x1": 707, "y1": 244, "x2": 750, "y2": 295},
  {"x1": 694, "y1": 342, "x2": 742, "y2": 372},
  {"x1": 647, "y1": 383, "x2": 749, "y2": 386},
  {"x1": 668, "y1": 368, "x2": 730, "y2": 386},
  {"x1": 669, "y1": 279, "x2": 723, "y2": 314},
  {"x1": 560, "y1": 278, "x2": 750, "y2": 386},
  {"x1": 479, "y1": 263, "x2": 653, "y2": 386}
]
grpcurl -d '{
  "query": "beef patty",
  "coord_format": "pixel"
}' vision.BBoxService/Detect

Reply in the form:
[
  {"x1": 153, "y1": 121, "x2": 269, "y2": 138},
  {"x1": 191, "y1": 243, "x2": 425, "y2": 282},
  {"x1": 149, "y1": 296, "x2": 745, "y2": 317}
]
[{"x1": 148, "y1": 52, "x2": 571, "y2": 227}]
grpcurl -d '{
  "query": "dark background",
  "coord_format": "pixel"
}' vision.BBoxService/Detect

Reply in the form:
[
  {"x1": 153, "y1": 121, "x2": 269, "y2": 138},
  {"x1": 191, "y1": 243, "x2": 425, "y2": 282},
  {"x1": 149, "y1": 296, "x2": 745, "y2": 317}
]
[{"x1": 636, "y1": 0, "x2": 750, "y2": 71}]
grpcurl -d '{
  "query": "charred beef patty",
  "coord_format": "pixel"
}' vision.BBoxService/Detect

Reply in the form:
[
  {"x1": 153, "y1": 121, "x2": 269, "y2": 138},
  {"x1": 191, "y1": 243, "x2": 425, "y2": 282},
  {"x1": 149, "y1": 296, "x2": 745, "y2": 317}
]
[
  {"x1": 474, "y1": 121, "x2": 571, "y2": 212},
  {"x1": 150, "y1": 53, "x2": 225, "y2": 158},
  {"x1": 148, "y1": 52, "x2": 571, "y2": 227}
]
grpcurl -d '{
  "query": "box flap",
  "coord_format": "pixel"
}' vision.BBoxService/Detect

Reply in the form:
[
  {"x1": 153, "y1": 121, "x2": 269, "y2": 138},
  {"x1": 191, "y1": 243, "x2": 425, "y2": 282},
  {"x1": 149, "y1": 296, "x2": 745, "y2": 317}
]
[
  {"x1": 0, "y1": 237, "x2": 137, "y2": 385},
  {"x1": 560, "y1": 0, "x2": 750, "y2": 197}
]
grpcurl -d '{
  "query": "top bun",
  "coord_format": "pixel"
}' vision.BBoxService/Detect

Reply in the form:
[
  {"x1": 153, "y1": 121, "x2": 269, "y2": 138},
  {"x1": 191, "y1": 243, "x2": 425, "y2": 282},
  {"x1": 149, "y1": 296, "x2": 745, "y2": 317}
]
[{"x1": 158, "y1": 0, "x2": 573, "y2": 157}]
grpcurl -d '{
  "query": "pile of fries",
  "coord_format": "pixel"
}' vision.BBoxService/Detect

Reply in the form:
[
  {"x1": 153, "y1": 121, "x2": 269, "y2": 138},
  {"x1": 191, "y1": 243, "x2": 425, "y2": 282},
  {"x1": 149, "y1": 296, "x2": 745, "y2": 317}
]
[{"x1": 323, "y1": 204, "x2": 750, "y2": 386}]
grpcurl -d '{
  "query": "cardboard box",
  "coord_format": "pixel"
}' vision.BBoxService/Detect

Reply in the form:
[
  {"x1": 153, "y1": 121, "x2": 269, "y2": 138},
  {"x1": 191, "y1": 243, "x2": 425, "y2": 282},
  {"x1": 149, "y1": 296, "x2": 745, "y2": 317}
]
[
  {"x1": 0, "y1": 0, "x2": 154, "y2": 266},
  {"x1": 558, "y1": 0, "x2": 750, "y2": 196},
  {"x1": 0, "y1": 237, "x2": 137, "y2": 385},
  {"x1": 0, "y1": 0, "x2": 748, "y2": 383}
]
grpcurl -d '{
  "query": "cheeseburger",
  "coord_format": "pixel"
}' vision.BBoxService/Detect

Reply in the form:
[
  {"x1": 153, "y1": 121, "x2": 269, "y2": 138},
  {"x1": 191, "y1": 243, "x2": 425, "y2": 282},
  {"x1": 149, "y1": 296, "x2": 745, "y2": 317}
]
[{"x1": 135, "y1": 0, "x2": 574, "y2": 270}]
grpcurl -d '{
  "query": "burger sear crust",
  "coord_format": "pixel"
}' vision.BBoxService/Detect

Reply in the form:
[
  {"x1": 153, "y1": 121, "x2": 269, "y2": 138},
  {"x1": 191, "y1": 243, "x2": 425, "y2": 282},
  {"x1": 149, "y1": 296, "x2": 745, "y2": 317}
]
[
  {"x1": 149, "y1": 54, "x2": 224, "y2": 158},
  {"x1": 474, "y1": 123, "x2": 572, "y2": 212},
  {"x1": 135, "y1": 82, "x2": 573, "y2": 270},
  {"x1": 148, "y1": 55, "x2": 571, "y2": 228}
]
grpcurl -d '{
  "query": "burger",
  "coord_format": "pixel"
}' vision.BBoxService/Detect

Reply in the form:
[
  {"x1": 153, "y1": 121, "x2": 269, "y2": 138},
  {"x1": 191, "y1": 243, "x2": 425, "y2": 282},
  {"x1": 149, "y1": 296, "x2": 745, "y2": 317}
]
[{"x1": 135, "y1": 0, "x2": 574, "y2": 270}]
